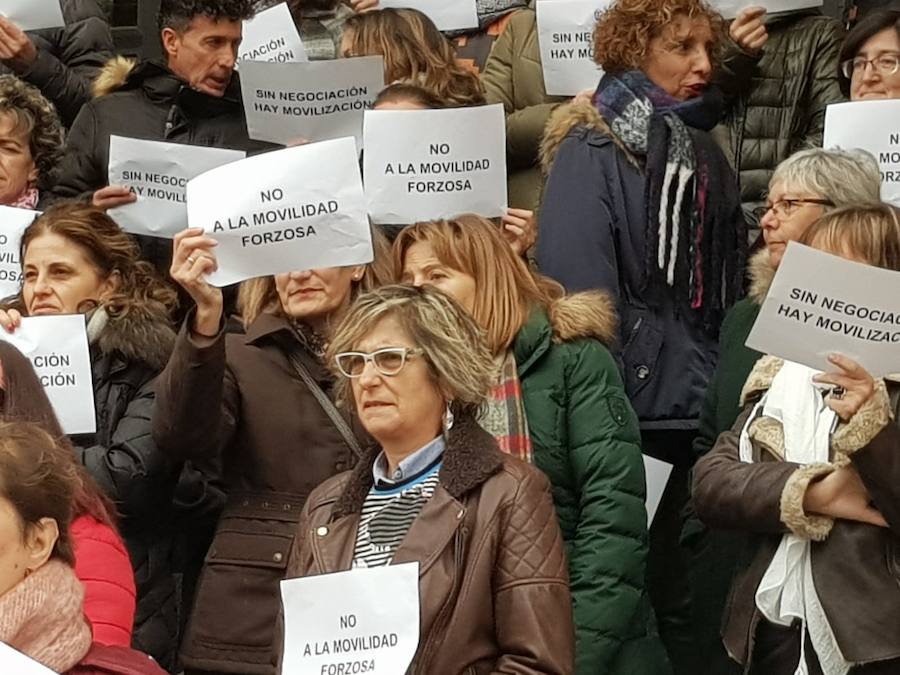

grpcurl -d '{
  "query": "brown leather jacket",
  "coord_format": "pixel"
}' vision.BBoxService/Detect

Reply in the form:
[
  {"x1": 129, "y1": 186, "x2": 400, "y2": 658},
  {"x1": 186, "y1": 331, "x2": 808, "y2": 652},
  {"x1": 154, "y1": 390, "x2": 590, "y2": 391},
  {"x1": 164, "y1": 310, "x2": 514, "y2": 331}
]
[
  {"x1": 282, "y1": 415, "x2": 576, "y2": 675},
  {"x1": 693, "y1": 357, "x2": 900, "y2": 671},
  {"x1": 152, "y1": 313, "x2": 365, "y2": 674}
]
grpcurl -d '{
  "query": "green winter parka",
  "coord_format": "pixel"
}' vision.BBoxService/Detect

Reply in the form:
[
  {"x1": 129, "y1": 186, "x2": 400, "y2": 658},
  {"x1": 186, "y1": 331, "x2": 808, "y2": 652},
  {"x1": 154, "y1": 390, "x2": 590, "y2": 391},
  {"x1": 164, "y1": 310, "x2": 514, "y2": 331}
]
[{"x1": 513, "y1": 291, "x2": 671, "y2": 675}]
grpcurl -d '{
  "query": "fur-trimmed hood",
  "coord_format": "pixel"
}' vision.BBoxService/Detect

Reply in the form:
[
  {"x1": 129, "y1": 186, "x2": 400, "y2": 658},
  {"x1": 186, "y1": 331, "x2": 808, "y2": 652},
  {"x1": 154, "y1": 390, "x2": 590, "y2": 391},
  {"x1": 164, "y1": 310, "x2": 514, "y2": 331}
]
[
  {"x1": 86, "y1": 304, "x2": 176, "y2": 372},
  {"x1": 539, "y1": 100, "x2": 637, "y2": 176},
  {"x1": 747, "y1": 248, "x2": 776, "y2": 306},
  {"x1": 547, "y1": 290, "x2": 617, "y2": 347},
  {"x1": 92, "y1": 55, "x2": 136, "y2": 98}
]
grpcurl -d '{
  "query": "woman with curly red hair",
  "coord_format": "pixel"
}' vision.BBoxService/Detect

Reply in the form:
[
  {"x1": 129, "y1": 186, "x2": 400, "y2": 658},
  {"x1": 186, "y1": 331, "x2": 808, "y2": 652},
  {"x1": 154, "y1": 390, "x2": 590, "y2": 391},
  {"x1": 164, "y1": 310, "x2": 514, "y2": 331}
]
[{"x1": 538, "y1": 0, "x2": 746, "y2": 672}]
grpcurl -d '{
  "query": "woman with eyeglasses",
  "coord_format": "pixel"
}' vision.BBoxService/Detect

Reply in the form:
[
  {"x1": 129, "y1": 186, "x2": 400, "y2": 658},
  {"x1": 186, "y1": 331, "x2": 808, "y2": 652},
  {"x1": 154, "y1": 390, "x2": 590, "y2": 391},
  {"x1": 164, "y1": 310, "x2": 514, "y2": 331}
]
[
  {"x1": 838, "y1": 9, "x2": 900, "y2": 100},
  {"x1": 151, "y1": 228, "x2": 390, "y2": 675},
  {"x1": 693, "y1": 202, "x2": 900, "y2": 674},
  {"x1": 684, "y1": 147, "x2": 883, "y2": 674},
  {"x1": 281, "y1": 284, "x2": 574, "y2": 675}
]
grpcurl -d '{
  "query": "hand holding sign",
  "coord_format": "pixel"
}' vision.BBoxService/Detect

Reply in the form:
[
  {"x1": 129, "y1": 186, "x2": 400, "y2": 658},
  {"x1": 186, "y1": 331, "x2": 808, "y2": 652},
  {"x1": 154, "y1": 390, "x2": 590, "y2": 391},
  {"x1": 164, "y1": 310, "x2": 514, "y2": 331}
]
[
  {"x1": 170, "y1": 228, "x2": 222, "y2": 338},
  {"x1": 0, "y1": 14, "x2": 37, "y2": 70},
  {"x1": 730, "y1": 6, "x2": 768, "y2": 54},
  {"x1": 812, "y1": 353, "x2": 877, "y2": 421}
]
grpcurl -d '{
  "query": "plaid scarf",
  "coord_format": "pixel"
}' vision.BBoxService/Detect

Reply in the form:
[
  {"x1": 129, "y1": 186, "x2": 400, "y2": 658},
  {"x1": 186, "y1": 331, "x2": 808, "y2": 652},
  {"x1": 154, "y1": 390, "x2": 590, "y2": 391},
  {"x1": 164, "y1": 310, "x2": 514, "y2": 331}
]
[
  {"x1": 594, "y1": 70, "x2": 743, "y2": 332},
  {"x1": 480, "y1": 351, "x2": 532, "y2": 463}
]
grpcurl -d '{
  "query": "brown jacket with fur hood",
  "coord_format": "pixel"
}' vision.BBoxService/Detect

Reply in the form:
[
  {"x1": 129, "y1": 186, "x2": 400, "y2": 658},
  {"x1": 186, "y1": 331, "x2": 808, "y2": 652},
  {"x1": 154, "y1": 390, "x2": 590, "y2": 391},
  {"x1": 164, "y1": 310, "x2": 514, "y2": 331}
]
[
  {"x1": 282, "y1": 414, "x2": 575, "y2": 675},
  {"x1": 692, "y1": 355, "x2": 900, "y2": 670}
]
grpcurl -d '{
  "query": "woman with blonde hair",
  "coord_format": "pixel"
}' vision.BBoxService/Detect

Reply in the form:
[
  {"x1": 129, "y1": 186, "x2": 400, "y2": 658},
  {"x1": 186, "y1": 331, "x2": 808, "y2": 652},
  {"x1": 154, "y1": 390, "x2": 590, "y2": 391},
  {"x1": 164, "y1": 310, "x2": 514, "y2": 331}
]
[
  {"x1": 694, "y1": 203, "x2": 900, "y2": 673},
  {"x1": 283, "y1": 284, "x2": 574, "y2": 675},
  {"x1": 395, "y1": 214, "x2": 669, "y2": 674},
  {"x1": 151, "y1": 226, "x2": 389, "y2": 675},
  {"x1": 340, "y1": 8, "x2": 485, "y2": 107}
]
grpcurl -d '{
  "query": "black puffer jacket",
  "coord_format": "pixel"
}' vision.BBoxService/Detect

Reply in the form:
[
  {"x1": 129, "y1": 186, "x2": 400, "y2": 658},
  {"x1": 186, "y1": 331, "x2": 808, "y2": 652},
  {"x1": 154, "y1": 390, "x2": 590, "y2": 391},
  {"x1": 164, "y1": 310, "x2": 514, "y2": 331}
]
[
  {"x1": 72, "y1": 305, "x2": 217, "y2": 673},
  {"x1": 717, "y1": 11, "x2": 845, "y2": 234},
  {"x1": 0, "y1": 0, "x2": 114, "y2": 126}
]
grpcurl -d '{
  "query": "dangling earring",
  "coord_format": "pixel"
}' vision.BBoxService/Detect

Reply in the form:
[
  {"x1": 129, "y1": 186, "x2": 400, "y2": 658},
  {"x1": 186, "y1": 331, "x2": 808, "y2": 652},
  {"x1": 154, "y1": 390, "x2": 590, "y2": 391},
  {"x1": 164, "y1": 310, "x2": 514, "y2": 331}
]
[{"x1": 442, "y1": 401, "x2": 455, "y2": 434}]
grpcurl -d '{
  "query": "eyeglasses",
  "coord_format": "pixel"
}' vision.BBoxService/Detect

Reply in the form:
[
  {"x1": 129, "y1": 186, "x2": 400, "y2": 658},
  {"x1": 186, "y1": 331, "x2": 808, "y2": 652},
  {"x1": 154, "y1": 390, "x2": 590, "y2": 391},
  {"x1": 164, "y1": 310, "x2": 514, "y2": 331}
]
[
  {"x1": 334, "y1": 347, "x2": 423, "y2": 378},
  {"x1": 840, "y1": 53, "x2": 900, "y2": 79},
  {"x1": 752, "y1": 198, "x2": 834, "y2": 221}
]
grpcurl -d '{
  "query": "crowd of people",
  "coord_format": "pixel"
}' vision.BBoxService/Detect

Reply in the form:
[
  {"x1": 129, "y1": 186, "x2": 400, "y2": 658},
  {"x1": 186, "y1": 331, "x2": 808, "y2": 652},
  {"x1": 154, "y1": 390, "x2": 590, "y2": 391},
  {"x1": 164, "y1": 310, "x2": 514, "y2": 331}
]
[{"x1": 0, "y1": 0, "x2": 898, "y2": 674}]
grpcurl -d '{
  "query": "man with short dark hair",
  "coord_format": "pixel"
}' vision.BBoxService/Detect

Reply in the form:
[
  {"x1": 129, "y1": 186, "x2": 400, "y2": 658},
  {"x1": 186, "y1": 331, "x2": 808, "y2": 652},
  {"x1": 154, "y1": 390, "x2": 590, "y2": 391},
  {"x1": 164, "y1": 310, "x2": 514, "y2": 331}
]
[{"x1": 48, "y1": 0, "x2": 258, "y2": 217}]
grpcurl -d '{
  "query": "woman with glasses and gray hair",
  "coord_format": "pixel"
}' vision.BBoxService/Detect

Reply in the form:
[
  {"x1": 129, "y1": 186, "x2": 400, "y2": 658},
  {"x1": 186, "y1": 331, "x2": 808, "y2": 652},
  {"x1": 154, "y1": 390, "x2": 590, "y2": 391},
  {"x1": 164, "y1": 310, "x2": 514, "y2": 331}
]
[
  {"x1": 281, "y1": 284, "x2": 575, "y2": 675},
  {"x1": 838, "y1": 9, "x2": 900, "y2": 100},
  {"x1": 684, "y1": 146, "x2": 884, "y2": 674}
]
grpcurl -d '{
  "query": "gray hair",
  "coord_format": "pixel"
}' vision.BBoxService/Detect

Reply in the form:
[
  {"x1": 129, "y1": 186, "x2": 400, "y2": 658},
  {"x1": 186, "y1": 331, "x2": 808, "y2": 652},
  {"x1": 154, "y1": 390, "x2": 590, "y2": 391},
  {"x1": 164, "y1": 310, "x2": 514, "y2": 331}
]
[
  {"x1": 769, "y1": 148, "x2": 882, "y2": 207},
  {"x1": 326, "y1": 285, "x2": 496, "y2": 418}
]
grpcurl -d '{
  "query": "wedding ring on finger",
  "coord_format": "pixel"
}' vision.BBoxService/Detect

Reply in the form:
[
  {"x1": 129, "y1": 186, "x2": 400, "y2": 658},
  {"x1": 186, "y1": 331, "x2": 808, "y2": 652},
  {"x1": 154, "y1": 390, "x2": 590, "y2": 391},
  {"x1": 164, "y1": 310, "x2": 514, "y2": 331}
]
[
  {"x1": 187, "y1": 255, "x2": 197, "y2": 265},
  {"x1": 831, "y1": 386, "x2": 846, "y2": 401}
]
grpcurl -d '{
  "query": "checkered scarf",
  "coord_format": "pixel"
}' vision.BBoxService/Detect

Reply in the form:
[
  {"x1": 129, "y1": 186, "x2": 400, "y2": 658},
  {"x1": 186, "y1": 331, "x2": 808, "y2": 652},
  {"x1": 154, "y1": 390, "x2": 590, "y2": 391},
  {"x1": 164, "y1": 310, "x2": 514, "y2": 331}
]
[{"x1": 480, "y1": 351, "x2": 533, "y2": 463}]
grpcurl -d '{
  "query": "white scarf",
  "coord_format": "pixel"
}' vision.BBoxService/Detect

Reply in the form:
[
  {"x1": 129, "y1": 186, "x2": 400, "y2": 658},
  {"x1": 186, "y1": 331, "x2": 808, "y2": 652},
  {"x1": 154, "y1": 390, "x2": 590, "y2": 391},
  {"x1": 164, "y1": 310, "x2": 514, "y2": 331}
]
[{"x1": 739, "y1": 360, "x2": 849, "y2": 675}]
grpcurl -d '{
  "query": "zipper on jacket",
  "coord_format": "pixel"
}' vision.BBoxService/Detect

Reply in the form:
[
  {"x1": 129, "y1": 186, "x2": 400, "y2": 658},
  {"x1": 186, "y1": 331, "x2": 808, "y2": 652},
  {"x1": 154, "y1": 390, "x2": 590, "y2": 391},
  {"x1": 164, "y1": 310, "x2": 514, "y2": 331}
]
[{"x1": 411, "y1": 522, "x2": 468, "y2": 673}]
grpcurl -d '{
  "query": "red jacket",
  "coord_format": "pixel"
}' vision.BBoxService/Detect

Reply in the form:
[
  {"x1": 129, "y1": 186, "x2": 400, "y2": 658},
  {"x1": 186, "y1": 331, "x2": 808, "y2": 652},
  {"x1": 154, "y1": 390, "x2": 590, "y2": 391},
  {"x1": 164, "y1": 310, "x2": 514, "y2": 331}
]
[
  {"x1": 71, "y1": 515, "x2": 136, "y2": 646},
  {"x1": 66, "y1": 644, "x2": 167, "y2": 675}
]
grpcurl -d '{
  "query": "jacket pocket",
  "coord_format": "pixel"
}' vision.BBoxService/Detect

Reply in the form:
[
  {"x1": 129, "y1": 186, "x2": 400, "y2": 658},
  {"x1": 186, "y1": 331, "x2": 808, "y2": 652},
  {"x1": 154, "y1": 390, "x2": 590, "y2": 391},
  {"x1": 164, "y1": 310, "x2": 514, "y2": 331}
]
[
  {"x1": 621, "y1": 311, "x2": 664, "y2": 398},
  {"x1": 188, "y1": 514, "x2": 294, "y2": 651}
]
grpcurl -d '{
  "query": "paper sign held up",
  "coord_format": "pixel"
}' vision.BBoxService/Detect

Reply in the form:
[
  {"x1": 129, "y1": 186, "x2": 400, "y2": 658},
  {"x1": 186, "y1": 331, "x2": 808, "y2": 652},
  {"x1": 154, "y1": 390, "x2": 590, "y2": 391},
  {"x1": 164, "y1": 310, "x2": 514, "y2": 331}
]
[
  {"x1": 746, "y1": 243, "x2": 900, "y2": 377},
  {"x1": 0, "y1": 315, "x2": 96, "y2": 435},
  {"x1": 187, "y1": 137, "x2": 373, "y2": 287},
  {"x1": 824, "y1": 99, "x2": 900, "y2": 206},
  {"x1": 0, "y1": 0, "x2": 65, "y2": 31},
  {"x1": 281, "y1": 563, "x2": 420, "y2": 675},
  {"x1": 240, "y1": 57, "x2": 384, "y2": 146},
  {"x1": 0, "y1": 643, "x2": 55, "y2": 674},
  {"x1": 108, "y1": 136, "x2": 245, "y2": 238},
  {"x1": 536, "y1": 0, "x2": 609, "y2": 96},
  {"x1": 238, "y1": 2, "x2": 308, "y2": 64},
  {"x1": 377, "y1": 0, "x2": 477, "y2": 30},
  {"x1": 0, "y1": 206, "x2": 38, "y2": 299},
  {"x1": 364, "y1": 104, "x2": 508, "y2": 224},
  {"x1": 709, "y1": 0, "x2": 822, "y2": 19},
  {"x1": 643, "y1": 455, "x2": 672, "y2": 525}
]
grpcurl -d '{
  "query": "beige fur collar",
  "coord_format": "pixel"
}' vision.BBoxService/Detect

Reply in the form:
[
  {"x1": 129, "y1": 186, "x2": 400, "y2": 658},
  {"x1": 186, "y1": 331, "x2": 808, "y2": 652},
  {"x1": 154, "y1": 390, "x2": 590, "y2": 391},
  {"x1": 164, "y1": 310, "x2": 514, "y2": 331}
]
[
  {"x1": 747, "y1": 248, "x2": 776, "y2": 306},
  {"x1": 548, "y1": 290, "x2": 617, "y2": 347},
  {"x1": 538, "y1": 100, "x2": 638, "y2": 176},
  {"x1": 92, "y1": 56, "x2": 136, "y2": 98}
]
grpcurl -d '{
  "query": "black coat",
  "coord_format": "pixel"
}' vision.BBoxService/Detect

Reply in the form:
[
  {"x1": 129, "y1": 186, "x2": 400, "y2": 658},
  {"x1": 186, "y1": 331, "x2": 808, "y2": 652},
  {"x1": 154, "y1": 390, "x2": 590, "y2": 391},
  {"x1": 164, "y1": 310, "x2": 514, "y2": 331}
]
[
  {"x1": 73, "y1": 306, "x2": 222, "y2": 673},
  {"x1": 0, "y1": 0, "x2": 115, "y2": 127}
]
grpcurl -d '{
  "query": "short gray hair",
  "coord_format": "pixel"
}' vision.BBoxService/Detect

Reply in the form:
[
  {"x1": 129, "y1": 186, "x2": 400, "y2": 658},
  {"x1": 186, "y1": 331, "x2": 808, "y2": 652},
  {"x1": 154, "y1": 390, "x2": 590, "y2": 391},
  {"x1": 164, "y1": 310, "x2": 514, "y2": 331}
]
[
  {"x1": 769, "y1": 148, "x2": 882, "y2": 207},
  {"x1": 326, "y1": 285, "x2": 496, "y2": 418}
]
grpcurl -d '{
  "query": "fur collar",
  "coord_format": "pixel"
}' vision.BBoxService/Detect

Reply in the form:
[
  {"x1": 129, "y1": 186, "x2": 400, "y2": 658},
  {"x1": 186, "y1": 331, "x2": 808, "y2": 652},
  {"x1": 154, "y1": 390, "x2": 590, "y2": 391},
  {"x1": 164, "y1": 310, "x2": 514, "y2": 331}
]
[
  {"x1": 747, "y1": 248, "x2": 776, "y2": 306},
  {"x1": 539, "y1": 100, "x2": 638, "y2": 175},
  {"x1": 740, "y1": 355, "x2": 784, "y2": 406},
  {"x1": 548, "y1": 290, "x2": 617, "y2": 346},
  {"x1": 86, "y1": 305, "x2": 176, "y2": 372},
  {"x1": 92, "y1": 56, "x2": 136, "y2": 98},
  {"x1": 331, "y1": 415, "x2": 505, "y2": 520}
]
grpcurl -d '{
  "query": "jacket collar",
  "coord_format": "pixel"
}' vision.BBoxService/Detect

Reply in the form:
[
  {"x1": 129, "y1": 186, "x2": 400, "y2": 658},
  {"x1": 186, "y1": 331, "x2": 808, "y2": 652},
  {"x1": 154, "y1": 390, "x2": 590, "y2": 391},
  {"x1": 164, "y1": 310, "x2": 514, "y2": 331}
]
[
  {"x1": 85, "y1": 304, "x2": 175, "y2": 372},
  {"x1": 244, "y1": 311, "x2": 294, "y2": 346},
  {"x1": 747, "y1": 248, "x2": 776, "y2": 306},
  {"x1": 514, "y1": 291, "x2": 619, "y2": 375},
  {"x1": 331, "y1": 414, "x2": 505, "y2": 520}
]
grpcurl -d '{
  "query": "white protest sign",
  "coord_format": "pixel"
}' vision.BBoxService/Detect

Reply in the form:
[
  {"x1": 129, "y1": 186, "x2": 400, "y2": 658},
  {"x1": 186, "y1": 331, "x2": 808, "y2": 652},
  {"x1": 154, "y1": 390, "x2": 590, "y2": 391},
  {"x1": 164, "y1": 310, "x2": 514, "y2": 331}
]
[
  {"x1": 377, "y1": 0, "x2": 478, "y2": 30},
  {"x1": 746, "y1": 243, "x2": 900, "y2": 377},
  {"x1": 281, "y1": 563, "x2": 419, "y2": 675},
  {"x1": 187, "y1": 137, "x2": 373, "y2": 287},
  {"x1": 241, "y1": 57, "x2": 384, "y2": 146},
  {"x1": 108, "y1": 137, "x2": 245, "y2": 238},
  {"x1": 643, "y1": 455, "x2": 672, "y2": 525},
  {"x1": 536, "y1": 0, "x2": 609, "y2": 96},
  {"x1": 0, "y1": 315, "x2": 95, "y2": 435},
  {"x1": 0, "y1": 643, "x2": 55, "y2": 675},
  {"x1": 824, "y1": 100, "x2": 900, "y2": 207},
  {"x1": 0, "y1": 0, "x2": 64, "y2": 31},
  {"x1": 238, "y1": 2, "x2": 308, "y2": 64},
  {"x1": 364, "y1": 104, "x2": 508, "y2": 224},
  {"x1": 0, "y1": 206, "x2": 38, "y2": 299},
  {"x1": 710, "y1": 0, "x2": 822, "y2": 19}
]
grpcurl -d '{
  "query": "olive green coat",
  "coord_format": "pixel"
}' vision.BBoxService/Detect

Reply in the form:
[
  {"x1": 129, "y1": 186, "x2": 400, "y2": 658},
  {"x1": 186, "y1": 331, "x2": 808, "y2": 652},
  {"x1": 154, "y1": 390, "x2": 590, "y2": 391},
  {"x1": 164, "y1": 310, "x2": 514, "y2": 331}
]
[
  {"x1": 483, "y1": 8, "x2": 567, "y2": 211},
  {"x1": 514, "y1": 292, "x2": 671, "y2": 675}
]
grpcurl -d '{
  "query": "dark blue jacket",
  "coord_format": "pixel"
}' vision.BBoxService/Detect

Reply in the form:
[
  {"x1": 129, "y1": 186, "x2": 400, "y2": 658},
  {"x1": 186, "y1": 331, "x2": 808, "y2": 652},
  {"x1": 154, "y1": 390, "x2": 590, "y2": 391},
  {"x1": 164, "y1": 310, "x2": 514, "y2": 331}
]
[{"x1": 538, "y1": 102, "x2": 745, "y2": 434}]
